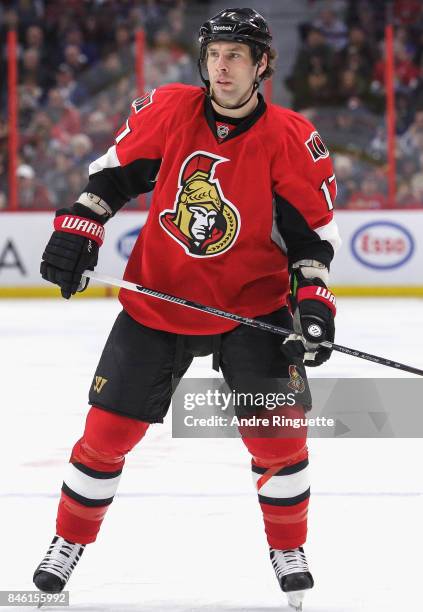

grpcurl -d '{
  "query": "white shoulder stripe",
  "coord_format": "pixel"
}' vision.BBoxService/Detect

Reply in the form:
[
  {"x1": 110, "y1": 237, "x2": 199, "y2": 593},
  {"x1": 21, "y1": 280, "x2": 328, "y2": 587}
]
[
  {"x1": 314, "y1": 218, "x2": 342, "y2": 253},
  {"x1": 89, "y1": 145, "x2": 120, "y2": 176}
]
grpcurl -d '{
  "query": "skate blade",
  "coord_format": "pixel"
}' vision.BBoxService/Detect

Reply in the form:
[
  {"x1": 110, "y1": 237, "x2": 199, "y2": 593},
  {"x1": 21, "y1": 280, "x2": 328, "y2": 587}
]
[{"x1": 287, "y1": 589, "x2": 305, "y2": 611}]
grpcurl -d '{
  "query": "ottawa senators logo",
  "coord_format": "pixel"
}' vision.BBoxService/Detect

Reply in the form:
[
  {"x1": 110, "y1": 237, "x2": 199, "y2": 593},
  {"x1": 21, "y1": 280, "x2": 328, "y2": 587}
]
[
  {"x1": 131, "y1": 90, "x2": 155, "y2": 113},
  {"x1": 305, "y1": 130, "x2": 329, "y2": 162},
  {"x1": 287, "y1": 365, "x2": 306, "y2": 394},
  {"x1": 159, "y1": 151, "x2": 240, "y2": 257}
]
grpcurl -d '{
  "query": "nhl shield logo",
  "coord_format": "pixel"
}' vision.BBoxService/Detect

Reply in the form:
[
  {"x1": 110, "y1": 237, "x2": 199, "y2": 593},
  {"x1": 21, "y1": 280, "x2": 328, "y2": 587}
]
[
  {"x1": 217, "y1": 124, "x2": 230, "y2": 139},
  {"x1": 159, "y1": 151, "x2": 240, "y2": 257}
]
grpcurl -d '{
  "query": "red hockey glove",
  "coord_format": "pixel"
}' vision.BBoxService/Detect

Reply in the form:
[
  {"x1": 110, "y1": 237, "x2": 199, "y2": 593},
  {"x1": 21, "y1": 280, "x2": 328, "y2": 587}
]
[
  {"x1": 281, "y1": 268, "x2": 336, "y2": 367},
  {"x1": 40, "y1": 204, "x2": 105, "y2": 299}
]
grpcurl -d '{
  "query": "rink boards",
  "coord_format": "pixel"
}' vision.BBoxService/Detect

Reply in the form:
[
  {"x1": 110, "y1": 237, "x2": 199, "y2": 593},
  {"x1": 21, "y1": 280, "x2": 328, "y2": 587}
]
[{"x1": 0, "y1": 210, "x2": 422, "y2": 296}]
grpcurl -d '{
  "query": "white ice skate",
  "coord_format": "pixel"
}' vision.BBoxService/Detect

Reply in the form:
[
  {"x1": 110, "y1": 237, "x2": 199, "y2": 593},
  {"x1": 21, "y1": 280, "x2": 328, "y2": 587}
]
[
  {"x1": 33, "y1": 535, "x2": 85, "y2": 595},
  {"x1": 270, "y1": 546, "x2": 314, "y2": 611}
]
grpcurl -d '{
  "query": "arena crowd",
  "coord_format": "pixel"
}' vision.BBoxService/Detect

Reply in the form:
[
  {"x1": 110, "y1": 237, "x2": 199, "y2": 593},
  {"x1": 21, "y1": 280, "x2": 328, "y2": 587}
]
[{"x1": 0, "y1": 0, "x2": 422, "y2": 209}]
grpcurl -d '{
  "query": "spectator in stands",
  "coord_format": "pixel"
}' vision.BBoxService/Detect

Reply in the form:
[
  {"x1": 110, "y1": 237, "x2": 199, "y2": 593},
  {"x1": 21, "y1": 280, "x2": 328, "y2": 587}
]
[
  {"x1": 80, "y1": 14, "x2": 102, "y2": 65},
  {"x1": 335, "y1": 26, "x2": 375, "y2": 83},
  {"x1": 85, "y1": 110, "x2": 115, "y2": 153},
  {"x1": 395, "y1": 91, "x2": 416, "y2": 134},
  {"x1": 92, "y1": 92, "x2": 114, "y2": 118},
  {"x1": 62, "y1": 27, "x2": 98, "y2": 65},
  {"x1": 167, "y1": 6, "x2": 194, "y2": 53},
  {"x1": 323, "y1": 108, "x2": 374, "y2": 152},
  {"x1": 69, "y1": 134, "x2": 94, "y2": 167},
  {"x1": 400, "y1": 108, "x2": 423, "y2": 156},
  {"x1": 333, "y1": 153, "x2": 358, "y2": 207},
  {"x1": 413, "y1": 28, "x2": 423, "y2": 68},
  {"x1": 114, "y1": 24, "x2": 133, "y2": 67},
  {"x1": 372, "y1": 43, "x2": 420, "y2": 96},
  {"x1": 335, "y1": 68, "x2": 368, "y2": 105},
  {"x1": 352, "y1": 1, "x2": 380, "y2": 40},
  {"x1": 54, "y1": 64, "x2": 87, "y2": 107},
  {"x1": 395, "y1": 26, "x2": 417, "y2": 58},
  {"x1": 396, "y1": 171, "x2": 423, "y2": 208},
  {"x1": 44, "y1": 152, "x2": 75, "y2": 206},
  {"x1": 24, "y1": 25, "x2": 48, "y2": 63},
  {"x1": 149, "y1": 29, "x2": 193, "y2": 84},
  {"x1": 81, "y1": 52, "x2": 126, "y2": 96},
  {"x1": 20, "y1": 48, "x2": 52, "y2": 93},
  {"x1": 286, "y1": 27, "x2": 334, "y2": 110},
  {"x1": 146, "y1": 48, "x2": 182, "y2": 89},
  {"x1": 26, "y1": 110, "x2": 54, "y2": 145},
  {"x1": 313, "y1": 7, "x2": 348, "y2": 52},
  {"x1": 399, "y1": 156, "x2": 419, "y2": 184},
  {"x1": 17, "y1": 164, "x2": 54, "y2": 209},
  {"x1": 45, "y1": 89, "x2": 81, "y2": 144},
  {"x1": 19, "y1": 81, "x2": 43, "y2": 129},
  {"x1": 14, "y1": 0, "x2": 40, "y2": 29},
  {"x1": 66, "y1": 167, "x2": 86, "y2": 203},
  {"x1": 107, "y1": 77, "x2": 134, "y2": 127},
  {"x1": 347, "y1": 173, "x2": 387, "y2": 209},
  {"x1": 63, "y1": 44, "x2": 88, "y2": 77},
  {"x1": 410, "y1": 172, "x2": 423, "y2": 204},
  {"x1": 395, "y1": 0, "x2": 423, "y2": 26},
  {"x1": 23, "y1": 111, "x2": 56, "y2": 174}
]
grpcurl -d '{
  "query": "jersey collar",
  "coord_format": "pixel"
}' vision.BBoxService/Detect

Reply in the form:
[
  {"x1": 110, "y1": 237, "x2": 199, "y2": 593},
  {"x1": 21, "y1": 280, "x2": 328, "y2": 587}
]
[{"x1": 204, "y1": 92, "x2": 267, "y2": 144}]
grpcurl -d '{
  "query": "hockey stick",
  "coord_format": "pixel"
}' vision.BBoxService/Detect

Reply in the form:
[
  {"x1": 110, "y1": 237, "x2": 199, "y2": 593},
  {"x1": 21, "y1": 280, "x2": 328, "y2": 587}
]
[{"x1": 83, "y1": 270, "x2": 423, "y2": 377}]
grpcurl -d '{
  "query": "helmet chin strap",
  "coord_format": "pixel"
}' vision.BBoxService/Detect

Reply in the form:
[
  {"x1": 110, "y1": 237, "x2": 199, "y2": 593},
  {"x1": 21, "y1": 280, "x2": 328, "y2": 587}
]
[{"x1": 198, "y1": 60, "x2": 261, "y2": 111}]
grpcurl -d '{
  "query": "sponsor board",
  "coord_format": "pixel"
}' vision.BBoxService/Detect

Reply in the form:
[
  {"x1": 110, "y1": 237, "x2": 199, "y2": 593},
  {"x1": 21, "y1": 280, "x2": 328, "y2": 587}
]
[
  {"x1": 351, "y1": 221, "x2": 414, "y2": 270},
  {"x1": 0, "y1": 211, "x2": 422, "y2": 290},
  {"x1": 330, "y1": 211, "x2": 422, "y2": 286}
]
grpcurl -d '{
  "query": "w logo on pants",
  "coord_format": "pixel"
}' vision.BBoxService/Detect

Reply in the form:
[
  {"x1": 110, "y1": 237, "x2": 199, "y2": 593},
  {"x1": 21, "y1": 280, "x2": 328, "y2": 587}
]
[{"x1": 93, "y1": 376, "x2": 108, "y2": 393}]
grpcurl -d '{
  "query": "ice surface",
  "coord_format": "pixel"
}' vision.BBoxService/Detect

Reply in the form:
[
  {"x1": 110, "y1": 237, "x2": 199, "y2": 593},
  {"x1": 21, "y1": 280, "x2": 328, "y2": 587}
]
[{"x1": 1, "y1": 298, "x2": 422, "y2": 611}]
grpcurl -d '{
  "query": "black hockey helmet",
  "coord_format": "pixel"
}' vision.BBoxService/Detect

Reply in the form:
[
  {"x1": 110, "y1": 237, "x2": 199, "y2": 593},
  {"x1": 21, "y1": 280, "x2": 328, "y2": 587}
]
[{"x1": 198, "y1": 8, "x2": 272, "y2": 63}]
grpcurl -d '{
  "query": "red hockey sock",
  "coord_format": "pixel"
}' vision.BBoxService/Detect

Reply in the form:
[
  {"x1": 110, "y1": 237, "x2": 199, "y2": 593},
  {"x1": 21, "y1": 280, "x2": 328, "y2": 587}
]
[
  {"x1": 56, "y1": 406, "x2": 149, "y2": 544},
  {"x1": 242, "y1": 435, "x2": 309, "y2": 550}
]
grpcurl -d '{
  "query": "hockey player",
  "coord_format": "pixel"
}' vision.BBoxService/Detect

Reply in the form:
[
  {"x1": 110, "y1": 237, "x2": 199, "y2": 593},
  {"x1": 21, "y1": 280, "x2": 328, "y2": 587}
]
[{"x1": 33, "y1": 8, "x2": 340, "y2": 611}]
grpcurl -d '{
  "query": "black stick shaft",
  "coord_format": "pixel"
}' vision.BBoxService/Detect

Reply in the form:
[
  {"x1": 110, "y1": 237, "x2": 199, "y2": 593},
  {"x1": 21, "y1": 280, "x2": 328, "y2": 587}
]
[{"x1": 83, "y1": 271, "x2": 423, "y2": 377}]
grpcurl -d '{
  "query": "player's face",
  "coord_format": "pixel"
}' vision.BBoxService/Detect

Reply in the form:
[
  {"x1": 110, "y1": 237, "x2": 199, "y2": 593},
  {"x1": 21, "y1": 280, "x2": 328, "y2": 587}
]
[{"x1": 206, "y1": 42, "x2": 265, "y2": 107}]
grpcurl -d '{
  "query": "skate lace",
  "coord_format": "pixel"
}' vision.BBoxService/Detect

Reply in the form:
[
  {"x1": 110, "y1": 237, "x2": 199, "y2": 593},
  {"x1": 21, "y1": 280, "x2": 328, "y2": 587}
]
[
  {"x1": 270, "y1": 547, "x2": 309, "y2": 578},
  {"x1": 38, "y1": 536, "x2": 85, "y2": 583}
]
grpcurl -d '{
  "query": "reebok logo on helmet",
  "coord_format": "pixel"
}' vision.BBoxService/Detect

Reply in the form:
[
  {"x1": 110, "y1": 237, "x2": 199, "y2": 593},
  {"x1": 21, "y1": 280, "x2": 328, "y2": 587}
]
[{"x1": 212, "y1": 25, "x2": 235, "y2": 31}]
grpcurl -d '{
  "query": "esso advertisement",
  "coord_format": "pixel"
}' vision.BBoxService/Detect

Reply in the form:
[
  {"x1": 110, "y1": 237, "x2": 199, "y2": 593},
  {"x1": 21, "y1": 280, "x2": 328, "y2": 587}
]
[{"x1": 351, "y1": 221, "x2": 415, "y2": 270}]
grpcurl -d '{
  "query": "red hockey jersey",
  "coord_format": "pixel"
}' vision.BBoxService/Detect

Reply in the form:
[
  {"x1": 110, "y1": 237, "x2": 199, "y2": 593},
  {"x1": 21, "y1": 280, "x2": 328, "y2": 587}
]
[{"x1": 86, "y1": 84, "x2": 340, "y2": 334}]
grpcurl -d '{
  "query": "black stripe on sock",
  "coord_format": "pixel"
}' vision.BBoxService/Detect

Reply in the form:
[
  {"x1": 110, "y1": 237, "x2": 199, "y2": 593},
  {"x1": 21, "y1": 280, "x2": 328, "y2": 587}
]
[
  {"x1": 258, "y1": 488, "x2": 310, "y2": 507},
  {"x1": 62, "y1": 482, "x2": 114, "y2": 507},
  {"x1": 72, "y1": 462, "x2": 122, "y2": 480},
  {"x1": 252, "y1": 458, "x2": 309, "y2": 477}
]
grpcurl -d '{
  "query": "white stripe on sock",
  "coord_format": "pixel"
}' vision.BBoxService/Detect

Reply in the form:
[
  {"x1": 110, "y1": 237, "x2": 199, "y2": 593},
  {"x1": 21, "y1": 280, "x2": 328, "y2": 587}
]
[
  {"x1": 252, "y1": 466, "x2": 310, "y2": 499},
  {"x1": 64, "y1": 463, "x2": 121, "y2": 500}
]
